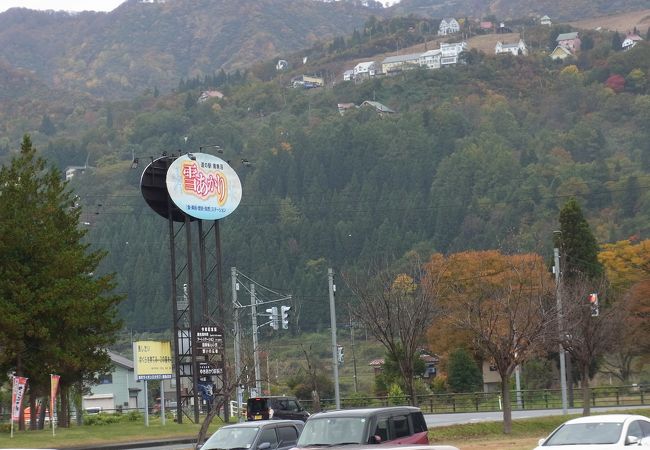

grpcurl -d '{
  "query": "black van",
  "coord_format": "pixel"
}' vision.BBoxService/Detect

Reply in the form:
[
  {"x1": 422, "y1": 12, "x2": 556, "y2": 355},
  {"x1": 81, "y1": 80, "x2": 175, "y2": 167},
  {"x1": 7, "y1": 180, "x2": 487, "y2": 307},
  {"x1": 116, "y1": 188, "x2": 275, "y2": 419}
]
[{"x1": 247, "y1": 396, "x2": 310, "y2": 422}]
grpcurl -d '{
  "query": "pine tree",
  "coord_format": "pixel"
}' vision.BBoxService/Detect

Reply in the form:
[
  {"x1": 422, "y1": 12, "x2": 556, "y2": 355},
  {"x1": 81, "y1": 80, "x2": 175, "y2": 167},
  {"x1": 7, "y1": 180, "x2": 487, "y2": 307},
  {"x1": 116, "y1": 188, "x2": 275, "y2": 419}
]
[
  {"x1": 0, "y1": 135, "x2": 123, "y2": 427},
  {"x1": 447, "y1": 348, "x2": 482, "y2": 393},
  {"x1": 611, "y1": 31, "x2": 622, "y2": 51},
  {"x1": 558, "y1": 198, "x2": 603, "y2": 280}
]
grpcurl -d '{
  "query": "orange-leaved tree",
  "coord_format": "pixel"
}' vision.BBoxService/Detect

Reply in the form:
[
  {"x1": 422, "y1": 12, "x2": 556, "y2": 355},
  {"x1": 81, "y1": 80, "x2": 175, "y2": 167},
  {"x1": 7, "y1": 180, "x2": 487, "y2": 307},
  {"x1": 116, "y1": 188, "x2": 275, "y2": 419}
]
[
  {"x1": 426, "y1": 250, "x2": 556, "y2": 434},
  {"x1": 598, "y1": 239, "x2": 650, "y2": 382}
]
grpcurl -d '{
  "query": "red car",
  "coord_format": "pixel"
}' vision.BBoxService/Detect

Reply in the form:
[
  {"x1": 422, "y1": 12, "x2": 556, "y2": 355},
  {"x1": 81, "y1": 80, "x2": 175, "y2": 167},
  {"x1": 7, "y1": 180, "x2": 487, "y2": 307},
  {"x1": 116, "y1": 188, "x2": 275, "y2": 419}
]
[{"x1": 294, "y1": 406, "x2": 429, "y2": 448}]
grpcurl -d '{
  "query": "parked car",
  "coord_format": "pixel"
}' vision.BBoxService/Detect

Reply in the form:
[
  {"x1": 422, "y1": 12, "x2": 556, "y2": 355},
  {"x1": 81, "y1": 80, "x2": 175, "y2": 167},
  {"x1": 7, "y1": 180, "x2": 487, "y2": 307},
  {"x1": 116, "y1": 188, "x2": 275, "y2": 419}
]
[
  {"x1": 295, "y1": 406, "x2": 429, "y2": 448},
  {"x1": 534, "y1": 414, "x2": 650, "y2": 449},
  {"x1": 247, "y1": 396, "x2": 310, "y2": 422},
  {"x1": 201, "y1": 419, "x2": 304, "y2": 450}
]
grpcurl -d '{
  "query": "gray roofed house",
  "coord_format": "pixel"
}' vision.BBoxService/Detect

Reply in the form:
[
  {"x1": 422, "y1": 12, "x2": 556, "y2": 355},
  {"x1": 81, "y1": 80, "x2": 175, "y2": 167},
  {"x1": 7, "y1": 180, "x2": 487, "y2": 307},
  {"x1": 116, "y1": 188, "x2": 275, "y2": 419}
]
[
  {"x1": 361, "y1": 100, "x2": 396, "y2": 114},
  {"x1": 556, "y1": 32, "x2": 581, "y2": 51},
  {"x1": 381, "y1": 53, "x2": 421, "y2": 74}
]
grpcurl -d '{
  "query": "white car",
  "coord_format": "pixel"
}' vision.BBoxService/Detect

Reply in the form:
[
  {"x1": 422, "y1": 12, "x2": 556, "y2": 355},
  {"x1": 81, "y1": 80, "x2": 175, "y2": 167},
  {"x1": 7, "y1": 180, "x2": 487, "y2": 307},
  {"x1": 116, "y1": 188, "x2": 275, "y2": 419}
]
[{"x1": 534, "y1": 414, "x2": 650, "y2": 449}]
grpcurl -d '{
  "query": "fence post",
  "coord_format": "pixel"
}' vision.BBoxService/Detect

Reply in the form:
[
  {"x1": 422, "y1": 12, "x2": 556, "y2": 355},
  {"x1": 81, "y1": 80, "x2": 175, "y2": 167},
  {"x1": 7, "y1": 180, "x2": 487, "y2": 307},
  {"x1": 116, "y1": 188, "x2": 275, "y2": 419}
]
[
  {"x1": 544, "y1": 391, "x2": 548, "y2": 409},
  {"x1": 616, "y1": 390, "x2": 620, "y2": 406},
  {"x1": 475, "y1": 394, "x2": 479, "y2": 411},
  {"x1": 592, "y1": 390, "x2": 596, "y2": 407},
  {"x1": 452, "y1": 395, "x2": 456, "y2": 413},
  {"x1": 429, "y1": 397, "x2": 433, "y2": 413},
  {"x1": 641, "y1": 390, "x2": 645, "y2": 405}
]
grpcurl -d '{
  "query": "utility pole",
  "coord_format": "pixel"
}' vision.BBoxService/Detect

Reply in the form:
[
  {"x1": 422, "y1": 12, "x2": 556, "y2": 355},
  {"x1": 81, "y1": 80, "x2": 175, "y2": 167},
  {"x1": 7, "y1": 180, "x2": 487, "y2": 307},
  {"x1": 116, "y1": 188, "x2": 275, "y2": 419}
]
[
  {"x1": 251, "y1": 284, "x2": 262, "y2": 395},
  {"x1": 349, "y1": 310, "x2": 358, "y2": 393},
  {"x1": 231, "y1": 267, "x2": 243, "y2": 421},
  {"x1": 328, "y1": 268, "x2": 341, "y2": 409},
  {"x1": 554, "y1": 246, "x2": 568, "y2": 415}
]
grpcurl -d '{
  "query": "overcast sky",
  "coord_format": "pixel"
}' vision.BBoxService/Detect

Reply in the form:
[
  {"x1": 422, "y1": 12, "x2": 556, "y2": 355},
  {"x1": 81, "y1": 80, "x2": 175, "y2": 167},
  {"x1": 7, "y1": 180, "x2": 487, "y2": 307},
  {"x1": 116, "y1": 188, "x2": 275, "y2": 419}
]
[{"x1": 0, "y1": 0, "x2": 127, "y2": 13}]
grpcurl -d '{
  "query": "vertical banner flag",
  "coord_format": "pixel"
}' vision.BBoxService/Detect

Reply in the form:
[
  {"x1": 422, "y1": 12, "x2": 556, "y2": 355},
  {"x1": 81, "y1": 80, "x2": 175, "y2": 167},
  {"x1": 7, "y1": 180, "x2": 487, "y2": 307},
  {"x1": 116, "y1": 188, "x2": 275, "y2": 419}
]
[
  {"x1": 11, "y1": 376, "x2": 28, "y2": 421},
  {"x1": 50, "y1": 374, "x2": 60, "y2": 426}
]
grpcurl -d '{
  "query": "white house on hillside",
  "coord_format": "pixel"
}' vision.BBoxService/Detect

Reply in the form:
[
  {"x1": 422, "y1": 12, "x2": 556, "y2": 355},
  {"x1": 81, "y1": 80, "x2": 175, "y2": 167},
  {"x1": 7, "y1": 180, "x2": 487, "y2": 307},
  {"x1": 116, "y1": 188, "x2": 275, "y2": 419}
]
[
  {"x1": 418, "y1": 49, "x2": 442, "y2": 69},
  {"x1": 381, "y1": 53, "x2": 421, "y2": 74},
  {"x1": 540, "y1": 15, "x2": 552, "y2": 26},
  {"x1": 440, "y1": 41, "x2": 467, "y2": 66},
  {"x1": 438, "y1": 18, "x2": 460, "y2": 36},
  {"x1": 495, "y1": 39, "x2": 528, "y2": 56},
  {"x1": 353, "y1": 61, "x2": 378, "y2": 79},
  {"x1": 622, "y1": 34, "x2": 643, "y2": 51}
]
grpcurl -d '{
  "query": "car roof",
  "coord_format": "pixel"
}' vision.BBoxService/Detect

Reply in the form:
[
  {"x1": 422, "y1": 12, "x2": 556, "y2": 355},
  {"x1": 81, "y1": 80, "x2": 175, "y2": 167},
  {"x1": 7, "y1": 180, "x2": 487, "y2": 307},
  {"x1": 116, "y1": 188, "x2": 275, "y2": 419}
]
[
  {"x1": 249, "y1": 396, "x2": 298, "y2": 400},
  {"x1": 562, "y1": 414, "x2": 650, "y2": 425},
  {"x1": 326, "y1": 446, "x2": 458, "y2": 450},
  {"x1": 221, "y1": 419, "x2": 304, "y2": 429},
  {"x1": 308, "y1": 406, "x2": 421, "y2": 419}
]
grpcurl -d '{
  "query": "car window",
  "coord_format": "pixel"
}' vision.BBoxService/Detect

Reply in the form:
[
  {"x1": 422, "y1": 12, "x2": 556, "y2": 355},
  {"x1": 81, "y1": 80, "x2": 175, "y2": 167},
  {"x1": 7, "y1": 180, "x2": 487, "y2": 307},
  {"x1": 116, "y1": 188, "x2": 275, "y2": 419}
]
[
  {"x1": 544, "y1": 422, "x2": 623, "y2": 445},
  {"x1": 410, "y1": 412, "x2": 428, "y2": 433},
  {"x1": 627, "y1": 421, "x2": 644, "y2": 439},
  {"x1": 287, "y1": 400, "x2": 301, "y2": 412},
  {"x1": 259, "y1": 428, "x2": 279, "y2": 449},
  {"x1": 391, "y1": 415, "x2": 410, "y2": 438},
  {"x1": 298, "y1": 417, "x2": 367, "y2": 446},
  {"x1": 202, "y1": 426, "x2": 260, "y2": 450},
  {"x1": 277, "y1": 426, "x2": 299, "y2": 445},
  {"x1": 249, "y1": 399, "x2": 268, "y2": 414},
  {"x1": 276, "y1": 400, "x2": 289, "y2": 411},
  {"x1": 374, "y1": 418, "x2": 389, "y2": 442},
  {"x1": 640, "y1": 420, "x2": 650, "y2": 437}
]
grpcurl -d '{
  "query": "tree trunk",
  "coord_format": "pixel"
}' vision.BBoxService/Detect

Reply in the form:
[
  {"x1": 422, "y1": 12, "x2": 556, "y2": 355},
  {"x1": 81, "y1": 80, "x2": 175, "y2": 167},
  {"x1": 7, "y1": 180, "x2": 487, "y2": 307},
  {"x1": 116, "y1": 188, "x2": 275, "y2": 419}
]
[
  {"x1": 29, "y1": 394, "x2": 37, "y2": 430},
  {"x1": 60, "y1": 383, "x2": 70, "y2": 428},
  {"x1": 566, "y1": 354, "x2": 574, "y2": 407},
  {"x1": 581, "y1": 363, "x2": 591, "y2": 416},
  {"x1": 311, "y1": 390, "x2": 321, "y2": 413},
  {"x1": 501, "y1": 377, "x2": 512, "y2": 434}
]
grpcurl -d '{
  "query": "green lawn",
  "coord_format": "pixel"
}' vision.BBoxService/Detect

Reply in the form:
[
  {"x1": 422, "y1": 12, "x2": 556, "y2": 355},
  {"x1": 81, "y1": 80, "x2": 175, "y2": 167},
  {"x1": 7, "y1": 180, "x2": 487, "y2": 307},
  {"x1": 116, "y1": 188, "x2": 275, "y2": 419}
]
[{"x1": 0, "y1": 415, "x2": 220, "y2": 449}]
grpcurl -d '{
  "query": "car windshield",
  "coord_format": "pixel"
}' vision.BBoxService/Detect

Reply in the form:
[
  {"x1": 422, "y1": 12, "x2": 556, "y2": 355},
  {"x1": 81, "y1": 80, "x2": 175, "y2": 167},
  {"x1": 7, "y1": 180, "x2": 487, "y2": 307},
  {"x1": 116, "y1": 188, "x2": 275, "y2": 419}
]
[
  {"x1": 202, "y1": 426, "x2": 260, "y2": 450},
  {"x1": 543, "y1": 422, "x2": 623, "y2": 445},
  {"x1": 298, "y1": 417, "x2": 367, "y2": 446}
]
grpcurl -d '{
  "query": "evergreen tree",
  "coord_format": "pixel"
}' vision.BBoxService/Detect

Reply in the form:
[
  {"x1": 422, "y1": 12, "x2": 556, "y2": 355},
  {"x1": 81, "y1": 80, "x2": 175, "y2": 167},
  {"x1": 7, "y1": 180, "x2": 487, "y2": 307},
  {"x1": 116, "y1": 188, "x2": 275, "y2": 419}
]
[
  {"x1": 447, "y1": 348, "x2": 482, "y2": 393},
  {"x1": 39, "y1": 114, "x2": 56, "y2": 136},
  {"x1": 611, "y1": 31, "x2": 622, "y2": 51},
  {"x1": 558, "y1": 198, "x2": 603, "y2": 280},
  {"x1": 0, "y1": 135, "x2": 123, "y2": 426}
]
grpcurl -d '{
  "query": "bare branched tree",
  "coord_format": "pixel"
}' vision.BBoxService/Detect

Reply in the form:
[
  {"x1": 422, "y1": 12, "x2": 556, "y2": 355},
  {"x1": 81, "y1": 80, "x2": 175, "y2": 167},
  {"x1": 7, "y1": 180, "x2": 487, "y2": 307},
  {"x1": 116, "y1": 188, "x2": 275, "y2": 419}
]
[
  {"x1": 446, "y1": 253, "x2": 557, "y2": 434},
  {"x1": 344, "y1": 258, "x2": 443, "y2": 406},
  {"x1": 558, "y1": 275, "x2": 626, "y2": 416}
]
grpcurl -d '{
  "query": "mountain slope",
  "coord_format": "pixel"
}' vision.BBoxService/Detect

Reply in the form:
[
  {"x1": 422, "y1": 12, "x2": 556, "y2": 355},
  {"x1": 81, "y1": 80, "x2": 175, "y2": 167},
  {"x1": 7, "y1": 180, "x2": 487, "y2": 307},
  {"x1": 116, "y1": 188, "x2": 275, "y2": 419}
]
[
  {"x1": 0, "y1": 0, "x2": 381, "y2": 98},
  {"x1": 391, "y1": 0, "x2": 650, "y2": 21}
]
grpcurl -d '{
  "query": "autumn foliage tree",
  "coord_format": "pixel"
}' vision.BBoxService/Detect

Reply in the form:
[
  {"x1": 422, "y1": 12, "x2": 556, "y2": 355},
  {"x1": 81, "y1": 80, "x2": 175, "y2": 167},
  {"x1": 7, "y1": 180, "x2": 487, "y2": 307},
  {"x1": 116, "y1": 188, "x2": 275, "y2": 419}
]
[
  {"x1": 598, "y1": 239, "x2": 650, "y2": 382},
  {"x1": 558, "y1": 275, "x2": 626, "y2": 416},
  {"x1": 345, "y1": 256, "x2": 444, "y2": 405},
  {"x1": 429, "y1": 251, "x2": 556, "y2": 434}
]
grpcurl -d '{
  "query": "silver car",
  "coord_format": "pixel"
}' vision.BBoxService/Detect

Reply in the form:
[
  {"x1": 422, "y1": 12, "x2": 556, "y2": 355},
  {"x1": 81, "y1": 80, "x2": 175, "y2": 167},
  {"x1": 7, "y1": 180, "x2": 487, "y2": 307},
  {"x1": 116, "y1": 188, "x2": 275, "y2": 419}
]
[{"x1": 201, "y1": 419, "x2": 304, "y2": 450}]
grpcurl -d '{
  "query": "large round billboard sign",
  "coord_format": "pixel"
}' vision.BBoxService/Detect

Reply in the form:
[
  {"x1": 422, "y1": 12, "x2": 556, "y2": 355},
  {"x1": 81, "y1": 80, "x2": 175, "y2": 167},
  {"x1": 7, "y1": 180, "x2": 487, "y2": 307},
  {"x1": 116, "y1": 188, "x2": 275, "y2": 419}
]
[{"x1": 165, "y1": 153, "x2": 242, "y2": 220}]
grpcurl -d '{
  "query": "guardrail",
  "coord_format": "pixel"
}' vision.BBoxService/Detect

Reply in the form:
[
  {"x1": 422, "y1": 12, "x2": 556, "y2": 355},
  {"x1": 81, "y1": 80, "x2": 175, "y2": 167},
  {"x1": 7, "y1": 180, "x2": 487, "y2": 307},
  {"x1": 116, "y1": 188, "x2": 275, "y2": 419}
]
[{"x1": 299, "y1": 385, "x2": 650, "y2": 413}]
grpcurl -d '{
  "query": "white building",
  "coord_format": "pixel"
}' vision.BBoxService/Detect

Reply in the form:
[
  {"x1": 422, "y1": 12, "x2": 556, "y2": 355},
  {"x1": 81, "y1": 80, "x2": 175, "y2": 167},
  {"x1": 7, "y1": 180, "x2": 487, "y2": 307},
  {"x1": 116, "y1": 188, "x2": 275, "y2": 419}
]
[
  {"x1": 381, "y1": 53, "x2": 421, "y2": 74},
  {"x1": 418, "y1": 49, "x2": 442, "y2": 69},
  {"x1": 440, "y1": 41, "x2": 468, "y2": 66},
  {"x1": 353, "y1": 61, "x2": 378, "y2": 79},
  {"x1": 622, "y1": 34, "x2": 643, "y2": 51},
  {"x1": 495, "y1": 39, "x2": 528, "y2": 56},
  {"x1": 540, "y1": 15, "x2": 552, "y2": 26},
  {"x1": 343, "y1": 69, "x2": 354, "y2": 81},
  {"x1": 438, "y1": 18, "x2": 460, "y2": 36}
]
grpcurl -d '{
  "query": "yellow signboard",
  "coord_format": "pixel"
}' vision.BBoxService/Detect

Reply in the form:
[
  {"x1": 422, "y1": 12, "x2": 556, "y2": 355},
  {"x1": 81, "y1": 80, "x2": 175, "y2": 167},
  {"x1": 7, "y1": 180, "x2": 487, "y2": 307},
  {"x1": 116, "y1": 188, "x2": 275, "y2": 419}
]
[{"x1": 133, "y1": 340, "x2": 173, "y2": 380}]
